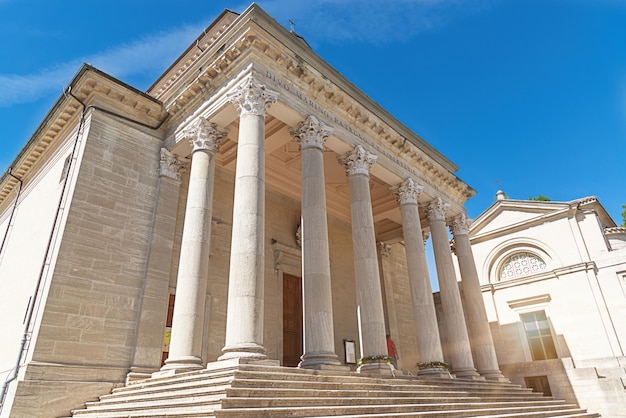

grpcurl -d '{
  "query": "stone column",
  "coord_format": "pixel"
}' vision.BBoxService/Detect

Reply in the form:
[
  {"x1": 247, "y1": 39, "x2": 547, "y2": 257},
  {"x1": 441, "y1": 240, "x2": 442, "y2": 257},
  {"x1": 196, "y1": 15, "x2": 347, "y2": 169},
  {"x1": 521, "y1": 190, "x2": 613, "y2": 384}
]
[
  {"x1": 162, "y1": 119, "x2": 227, "y2": 372},
  {"x1": 390, "y1": 179, "x2": 449, "y2": 377},
  {"x1": 220, "y1": 75, "x2": 278, "y2": 361},
  {"x1": 338, "y1": 145, "x2": 392, "y2": 374},
  {"x1": 290, "y1": 116, "x2": 342, "y2": 369},
  {"x1": 129, "y1": 149, "x2": 187, "y2": 380},
  {"x1": 451, "y1": 214, "x2": 508, "y2": 381},
  {"x1": 427, "y1": 197, "x2": 480, "y2": 379}
]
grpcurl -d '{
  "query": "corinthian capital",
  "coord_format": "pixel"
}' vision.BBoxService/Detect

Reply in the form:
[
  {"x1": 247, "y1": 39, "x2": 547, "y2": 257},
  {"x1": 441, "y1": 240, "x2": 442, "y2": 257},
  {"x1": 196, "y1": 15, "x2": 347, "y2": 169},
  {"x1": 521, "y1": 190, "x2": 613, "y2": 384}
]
[
  {"x1": 426, "y1": 197, "x2": 450, "y2": 222},
  {"x1": 390, "y1": 178, "x2": 424, "y2": 206},
  {"x1": 450, "y1": 213, "x2": 472, "y2": 236},
  {"x1": 377, "y1": 241, "x2": 391, "y2": 258},
  {"x1": 337, "y1": 145, "x2": 377, "y2": 176},
  {"x1": 227, "y1": 75, "x2": 278, "y2": 117},
  {"x1": 290, "y1": 115, "x2": 333, "y2": 151},
  {"x1": 160, "y1": 148, "x2": 187, "y2": 181},
  {"x1": 183, "y1": 118, "x2": 228, "y2": 153}
]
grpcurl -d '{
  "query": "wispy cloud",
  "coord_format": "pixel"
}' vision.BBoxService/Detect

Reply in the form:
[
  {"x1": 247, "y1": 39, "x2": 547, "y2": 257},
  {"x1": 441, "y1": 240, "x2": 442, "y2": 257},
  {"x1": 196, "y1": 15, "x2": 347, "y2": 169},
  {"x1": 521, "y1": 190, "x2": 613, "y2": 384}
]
[
  {"x1": 0, "y1": 24, "x2": 203, "y2": 107},
  {"x1": 0, "y1": 0, "x2": 490, "y2": 108},
  {"x1": 259, "y1": 0, "x2": 492, "y2": 45}
]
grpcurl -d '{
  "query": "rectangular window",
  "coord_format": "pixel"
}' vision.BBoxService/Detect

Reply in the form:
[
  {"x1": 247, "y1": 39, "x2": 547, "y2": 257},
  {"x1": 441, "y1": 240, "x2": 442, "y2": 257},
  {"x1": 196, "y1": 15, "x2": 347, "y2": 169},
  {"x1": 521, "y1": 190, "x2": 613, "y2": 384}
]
[
  {"x1": 520, "y1": 311, "x2": 557, "y2": 360},
  {"x1": 59, "y1": 155, "x2": 71, "y2": 183}
]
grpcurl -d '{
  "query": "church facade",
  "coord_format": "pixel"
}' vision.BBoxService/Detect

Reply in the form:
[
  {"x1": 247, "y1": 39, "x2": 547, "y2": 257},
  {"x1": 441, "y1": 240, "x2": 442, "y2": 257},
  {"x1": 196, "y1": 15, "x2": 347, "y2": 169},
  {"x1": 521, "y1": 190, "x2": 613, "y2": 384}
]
[
  {"x1": 465, "y1": 193, "x2": 626, "y2": 417},
  {"x1": 0, "y1": 5, "x2": 505, "y2": 417}
]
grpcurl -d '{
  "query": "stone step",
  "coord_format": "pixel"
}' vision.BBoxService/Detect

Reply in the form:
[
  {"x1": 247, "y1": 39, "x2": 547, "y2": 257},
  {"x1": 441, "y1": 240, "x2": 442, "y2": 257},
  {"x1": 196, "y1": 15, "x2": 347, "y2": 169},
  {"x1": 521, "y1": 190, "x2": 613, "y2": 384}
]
[
  {"x1": 114, "y1": 368, "x2": 235, "y2": 393},
  {"x1": 214, "y1": 403, "x2": 585, "y2": 417},
  {"x1": 228, "y1": 376, "x2": 542, "y2": 397},
  {"x1": 236, "y1": 365, "x2": 524, "y2": 390},
  {"x1": 224, "y1": 386, "x2": 546, "y2": 401},
  {"x1": 221, "y1": 396, "x2": 568, "y2": 409},
  {"x1": 101, "y1": 377, "x2": 232, "y2": 402},
  {"x1": 70, "y1": 362, "x2": 598, "y2": 418},
  {"x1": 308, "y1": 409, "x2": 599, "y2": 418},
  {"x1": 73, "y1": 400, "x2": 220, "y2": 417},
  {"x1": 81, "y1": 389, "x2": 226, "y2": 410}
]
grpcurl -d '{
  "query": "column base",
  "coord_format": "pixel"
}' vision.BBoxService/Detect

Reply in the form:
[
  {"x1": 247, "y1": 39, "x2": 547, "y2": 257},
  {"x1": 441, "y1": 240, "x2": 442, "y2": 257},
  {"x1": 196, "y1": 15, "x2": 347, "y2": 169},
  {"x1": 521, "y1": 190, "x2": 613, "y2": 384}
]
[
  {"x1": 126, "y1": 367, "x2": 158, "y2": 384},
  {"x1": 155, "y1": 355, "x2": 204, "y2": 377},
  {"x1": 417, "y1": 367, "x2": 453, "y2": 379},
  {"x1": 218, "y1": 343, "x2": 267, "y2": 361},
  {"x1": 357, "y1": 361, "x2": 395, "y2": 376},
  {"x1": 299, "y1": 352, "x2": 346, "y2": 370},
  {"x1": 207, "y1": 357, "x2": 280, "y2": 372},
  {"x1": 452, "y1": 366, "x2": 484, "y2": 380},
  {"x1": 479, "y1": 369, "x2": 510, "y2": 382}
]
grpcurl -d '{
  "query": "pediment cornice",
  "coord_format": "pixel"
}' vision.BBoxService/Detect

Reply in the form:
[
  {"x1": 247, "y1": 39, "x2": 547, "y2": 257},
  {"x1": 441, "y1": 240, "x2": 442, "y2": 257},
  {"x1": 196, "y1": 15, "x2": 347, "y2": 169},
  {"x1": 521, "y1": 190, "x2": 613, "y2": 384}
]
[{"x1": 152, "y1": 4, "x2": 474, "y2": 206}]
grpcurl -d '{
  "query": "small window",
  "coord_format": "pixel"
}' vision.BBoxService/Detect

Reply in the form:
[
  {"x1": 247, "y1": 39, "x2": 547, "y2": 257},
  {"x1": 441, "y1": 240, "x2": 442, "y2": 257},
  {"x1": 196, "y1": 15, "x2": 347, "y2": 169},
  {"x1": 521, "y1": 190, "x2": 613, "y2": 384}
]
[
  {"x1": 59, "y1": 155, "x2": 71, "y2": 183},
  {"x1": 162, "y1": 294, "x2": 175, "y2": 366},
  {"x1": 521, "y1": 311, "x2": 557, "y2": 360},
  {"x1": 499, "y1": 252, "x2": 547, "y2": 280}
]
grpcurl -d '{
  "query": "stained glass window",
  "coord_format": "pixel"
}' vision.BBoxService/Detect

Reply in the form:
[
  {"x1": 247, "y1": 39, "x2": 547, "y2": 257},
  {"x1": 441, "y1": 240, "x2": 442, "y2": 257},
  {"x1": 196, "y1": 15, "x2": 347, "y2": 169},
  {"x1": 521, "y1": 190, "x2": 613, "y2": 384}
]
[{"x1": 499, "y1": 252, "x2": 546, "y2": 280}]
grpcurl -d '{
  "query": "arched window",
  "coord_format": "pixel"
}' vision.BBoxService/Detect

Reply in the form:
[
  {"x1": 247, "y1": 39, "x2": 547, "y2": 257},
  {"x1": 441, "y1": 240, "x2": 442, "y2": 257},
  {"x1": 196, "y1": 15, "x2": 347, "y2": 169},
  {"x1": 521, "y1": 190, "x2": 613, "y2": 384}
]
[{"x1": 499, "y1": 252, "x2": 547, "y2": 280}]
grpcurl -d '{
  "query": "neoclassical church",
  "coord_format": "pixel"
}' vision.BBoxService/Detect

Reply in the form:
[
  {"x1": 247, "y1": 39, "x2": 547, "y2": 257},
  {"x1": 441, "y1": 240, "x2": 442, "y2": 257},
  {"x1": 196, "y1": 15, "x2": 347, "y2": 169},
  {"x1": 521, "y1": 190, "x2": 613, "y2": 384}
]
[
  {"x1": 0, "y1": 5, "x2": 601, "y2": 417},
  {"x1": 463, "y1": 193, "x2": 626, "y2": 417}
]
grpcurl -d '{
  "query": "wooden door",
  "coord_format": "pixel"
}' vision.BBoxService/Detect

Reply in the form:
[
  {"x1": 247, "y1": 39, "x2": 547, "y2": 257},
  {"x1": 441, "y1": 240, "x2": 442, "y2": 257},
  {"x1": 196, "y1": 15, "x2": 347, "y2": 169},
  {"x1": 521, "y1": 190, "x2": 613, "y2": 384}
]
[{"x1": 282, "y1": 274, "x2": 303, "y2": 367}]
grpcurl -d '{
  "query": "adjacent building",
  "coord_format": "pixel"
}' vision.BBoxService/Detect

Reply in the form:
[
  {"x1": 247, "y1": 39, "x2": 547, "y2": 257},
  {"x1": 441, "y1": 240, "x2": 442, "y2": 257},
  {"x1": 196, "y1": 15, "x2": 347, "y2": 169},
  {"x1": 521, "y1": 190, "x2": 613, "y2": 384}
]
[{"x1": 465, "y1": 193, "x2": 626, "y2": 417}]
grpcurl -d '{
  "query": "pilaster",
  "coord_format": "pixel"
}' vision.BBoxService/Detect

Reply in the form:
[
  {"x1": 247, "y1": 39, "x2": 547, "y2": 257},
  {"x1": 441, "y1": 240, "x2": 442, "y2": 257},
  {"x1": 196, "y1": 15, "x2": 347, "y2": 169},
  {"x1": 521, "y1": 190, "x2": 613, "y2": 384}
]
[{"x1": 128, "y1": 149, "x2": 187, "y2": 381}]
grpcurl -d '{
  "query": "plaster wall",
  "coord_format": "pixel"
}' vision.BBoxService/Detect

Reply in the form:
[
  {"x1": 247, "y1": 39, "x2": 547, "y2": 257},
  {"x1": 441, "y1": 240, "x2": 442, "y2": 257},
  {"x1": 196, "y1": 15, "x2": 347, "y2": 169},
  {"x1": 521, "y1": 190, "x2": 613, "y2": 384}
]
[{"x1": 0, "y1": 136, "x2": 74, "y2": 379}]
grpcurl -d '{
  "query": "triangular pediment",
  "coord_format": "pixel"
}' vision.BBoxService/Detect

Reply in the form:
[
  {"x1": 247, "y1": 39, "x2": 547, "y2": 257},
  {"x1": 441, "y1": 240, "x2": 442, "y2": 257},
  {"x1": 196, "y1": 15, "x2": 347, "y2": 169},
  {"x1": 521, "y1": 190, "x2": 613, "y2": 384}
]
[{"x1": 470, "y1": 200, "x2": 571, "y2": 237}]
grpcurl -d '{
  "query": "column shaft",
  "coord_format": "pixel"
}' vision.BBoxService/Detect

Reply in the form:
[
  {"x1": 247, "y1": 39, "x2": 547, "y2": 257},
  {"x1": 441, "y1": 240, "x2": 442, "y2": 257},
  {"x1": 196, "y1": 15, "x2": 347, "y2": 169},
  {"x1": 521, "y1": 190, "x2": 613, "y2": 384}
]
[
  {"x1": 339, "y1": 145, "x2": 391, "y2": 374},
  {"x1": 452, "y1": 214, "x2": 508, "y2": 381},
  {"x1": 391, "y1": 179, "x2": 447, "y2": 376},
  {"x1": 164, "y1": 120, "x2": 226, "y2": 371},
  {"x1": 291, "y1": 116, "x2": 341, "y2": 369},
  {"x1": 220, "y1": 75, "x2": 277, "y2": 360},
  {"x1": 428, "y1": 198, "x2": 479, "y2": 378}
]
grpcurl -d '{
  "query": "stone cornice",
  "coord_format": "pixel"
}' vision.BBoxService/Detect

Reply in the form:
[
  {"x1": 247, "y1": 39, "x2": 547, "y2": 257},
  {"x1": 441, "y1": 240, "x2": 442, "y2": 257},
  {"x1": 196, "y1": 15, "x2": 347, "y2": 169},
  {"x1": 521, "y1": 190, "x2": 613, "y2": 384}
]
[
  {"x1": 470, "y1": 205, "x2": 576, "y2": 245},
  {"x1": 148, "y1": 10, "x2": 240, "y2": 99},
  {"x1": 0, "y1": 65, "x2": 167, "y2": 208},
  {"x1": 484, "y1": 261, "x2": 596, "y2": 291},
  {"x1": 144, "y1": 4, "x2": 475, "y2": 206}
]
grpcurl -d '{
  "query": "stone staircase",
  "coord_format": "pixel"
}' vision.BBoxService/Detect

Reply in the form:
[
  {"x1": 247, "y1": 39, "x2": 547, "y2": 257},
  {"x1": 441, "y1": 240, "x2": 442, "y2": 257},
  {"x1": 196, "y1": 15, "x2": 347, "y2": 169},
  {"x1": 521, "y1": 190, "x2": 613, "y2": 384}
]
[{"x1": 68, "y1": 360, "x2": 600, "y2": 417}]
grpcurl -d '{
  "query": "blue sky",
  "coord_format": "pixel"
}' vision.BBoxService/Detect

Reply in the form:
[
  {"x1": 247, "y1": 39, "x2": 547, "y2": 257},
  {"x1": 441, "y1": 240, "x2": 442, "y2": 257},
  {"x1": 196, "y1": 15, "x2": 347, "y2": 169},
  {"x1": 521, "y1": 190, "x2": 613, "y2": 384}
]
[{"x1": 1, "y1": 0, "x2": 624, "y2": 224}]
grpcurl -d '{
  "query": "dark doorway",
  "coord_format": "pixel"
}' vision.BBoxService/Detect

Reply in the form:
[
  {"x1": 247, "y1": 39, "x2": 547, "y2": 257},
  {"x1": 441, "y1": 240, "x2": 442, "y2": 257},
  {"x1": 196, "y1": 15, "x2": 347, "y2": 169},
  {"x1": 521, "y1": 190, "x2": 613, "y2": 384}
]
[
  {"x1": 282, "y1": 273, "x2": 303, "y2": 367},
  {"x1": 525, "y1": 375, "x2": 552, "y2": 397}
]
